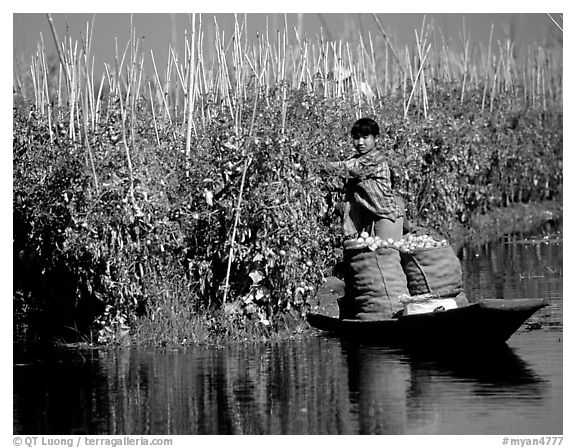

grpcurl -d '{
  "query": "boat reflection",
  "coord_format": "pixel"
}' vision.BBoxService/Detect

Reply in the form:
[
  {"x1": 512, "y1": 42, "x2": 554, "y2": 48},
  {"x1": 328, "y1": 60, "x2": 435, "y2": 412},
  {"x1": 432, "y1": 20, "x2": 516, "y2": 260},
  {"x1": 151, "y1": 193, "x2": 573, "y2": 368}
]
[{"x1": 342, "y1": 340, "x2": 547, "y2": 434}]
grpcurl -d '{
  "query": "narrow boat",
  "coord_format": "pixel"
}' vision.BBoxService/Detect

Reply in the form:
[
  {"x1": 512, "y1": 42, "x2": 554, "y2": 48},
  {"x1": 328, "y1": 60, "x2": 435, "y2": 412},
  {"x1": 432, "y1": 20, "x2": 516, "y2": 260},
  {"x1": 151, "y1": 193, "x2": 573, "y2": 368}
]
[{"x1": 307, "y1": 298, "x2": 549, "y2": 347}]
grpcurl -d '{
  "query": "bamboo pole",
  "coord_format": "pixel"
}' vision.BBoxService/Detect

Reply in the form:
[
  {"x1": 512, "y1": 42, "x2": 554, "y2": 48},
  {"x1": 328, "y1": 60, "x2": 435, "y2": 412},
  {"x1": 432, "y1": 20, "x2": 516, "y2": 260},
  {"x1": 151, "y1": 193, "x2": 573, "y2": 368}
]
[
  {"x1": 414, "y1": 29, "x2": 428, "y2": 119},
  {"x1": 460, "y1": 33, "x2": 470, "y2": 104},
  {"x1": 46, "y1": 14, "x2": 71, "y2": 92},
  {"x1": 82, "y1": 90, "x2": 99, "y2": 195},
  {"x1": 404, "y1": 43, "x2": 432, "y2": 119},
  {"x1": 372, "y1": 13, "x2": 404, "y2": 78},
  {"x1": 280, "y1": 15, "x2": 288, "y2": 133},
  {"x1": 222, "y1": 82, "x2": 259, "y2": 304},
  {"x1": 481, "y1": 24, "x2": 494, "y2": 111},
  {"x1": 150, "y1": 49, "x2": 174, "y2": 128},
  {"x1": 148, "y1": 81, "x2": 161, "y2": 146},
  {"x1": 490, "y1": 52, "x2": 503, "y2": 112},
  {"x1": 185, "y1": 13, "x2": 197, "y2": 161},
  {"x1": 68, "y1": 38, "x2": 78, "y2": 141}
]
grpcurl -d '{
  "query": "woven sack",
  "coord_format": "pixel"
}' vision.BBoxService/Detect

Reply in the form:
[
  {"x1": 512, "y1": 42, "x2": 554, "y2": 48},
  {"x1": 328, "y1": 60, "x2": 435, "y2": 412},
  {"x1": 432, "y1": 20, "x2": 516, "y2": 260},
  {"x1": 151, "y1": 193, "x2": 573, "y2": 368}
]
[
  {"x1": 400, "y1": 245, "x2": 464, "y2": 296},
  {"x1": 340, "y1": 243, "x2": 408, "y2": 320}
]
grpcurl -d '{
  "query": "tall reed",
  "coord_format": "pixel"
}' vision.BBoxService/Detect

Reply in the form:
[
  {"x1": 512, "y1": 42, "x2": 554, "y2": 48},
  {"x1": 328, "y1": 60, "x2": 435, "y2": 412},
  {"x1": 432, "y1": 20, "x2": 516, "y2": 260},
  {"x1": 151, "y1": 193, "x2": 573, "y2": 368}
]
[{"x1": 25, "y1": 15, "x2": 562, "y2": 132}]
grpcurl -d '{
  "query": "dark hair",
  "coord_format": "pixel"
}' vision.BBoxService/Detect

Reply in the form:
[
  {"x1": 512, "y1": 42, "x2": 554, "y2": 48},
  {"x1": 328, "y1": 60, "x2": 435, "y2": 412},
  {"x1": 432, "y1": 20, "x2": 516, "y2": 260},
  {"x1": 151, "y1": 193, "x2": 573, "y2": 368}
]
[{"x1": 351, "y1": 117, "x2": 379, "y2": 138}]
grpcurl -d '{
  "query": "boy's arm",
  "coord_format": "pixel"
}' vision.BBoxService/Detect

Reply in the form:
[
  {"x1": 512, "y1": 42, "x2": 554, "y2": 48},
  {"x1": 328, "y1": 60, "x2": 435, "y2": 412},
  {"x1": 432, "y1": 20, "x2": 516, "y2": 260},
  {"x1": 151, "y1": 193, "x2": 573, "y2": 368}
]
[
  {"x1": 324, "y1": 158, "x2": 375, "y2": 179},
  {"x1": 321, "y1": 160, "x2": 351, "y2": 177},
  {"x1": 322, "y1": 153, "x2": 383, "y2": 179},
  {"x1": 346, "y1": 154, "x2": 385, "y2": 178}
]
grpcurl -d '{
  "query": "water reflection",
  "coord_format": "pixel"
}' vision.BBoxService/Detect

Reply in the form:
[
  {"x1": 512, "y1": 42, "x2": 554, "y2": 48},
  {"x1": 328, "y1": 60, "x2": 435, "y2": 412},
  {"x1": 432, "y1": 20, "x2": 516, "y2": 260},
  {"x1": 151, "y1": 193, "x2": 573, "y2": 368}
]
[
  {"x1": 14, "y1": 338, "x2": 353, "y2": 434},
  {"x1": 344, "y1": 344, "x2": 410, "y2": 434},
  {"x1": 405, "y1": 345, "x2": 545, "y2": 388},
  {"x1": 341, "y1": 342, "x2": 546, "y2": 435},
  {"x1": 14, "y1": 334, "x2": 552, "y2": 435},
  {"x1": 461, "y1": 222, "x2": 563, "y2": 302}
]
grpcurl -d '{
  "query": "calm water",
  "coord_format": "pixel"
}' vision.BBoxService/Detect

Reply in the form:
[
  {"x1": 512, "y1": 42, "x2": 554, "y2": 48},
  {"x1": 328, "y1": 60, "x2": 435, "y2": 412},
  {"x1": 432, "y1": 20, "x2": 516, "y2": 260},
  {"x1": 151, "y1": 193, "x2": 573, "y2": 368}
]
[{"x1": 13, "y1": 223, "x2": 562, "y2": 435}]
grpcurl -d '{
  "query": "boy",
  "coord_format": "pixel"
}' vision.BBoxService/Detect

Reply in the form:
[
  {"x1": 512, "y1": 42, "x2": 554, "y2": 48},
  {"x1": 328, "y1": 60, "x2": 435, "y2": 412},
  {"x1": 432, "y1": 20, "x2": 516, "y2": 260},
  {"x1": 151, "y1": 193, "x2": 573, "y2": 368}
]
[{"x1": 328, "y1": 118, "x2": 404, "y2": 240}]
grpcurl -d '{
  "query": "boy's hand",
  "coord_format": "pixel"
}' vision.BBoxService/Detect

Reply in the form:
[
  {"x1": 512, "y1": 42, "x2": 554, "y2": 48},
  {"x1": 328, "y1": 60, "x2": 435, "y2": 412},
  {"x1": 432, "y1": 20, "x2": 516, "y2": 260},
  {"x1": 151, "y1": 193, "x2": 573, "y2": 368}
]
[
  {"x1": 335, "y1": 201, "x2": 349, "y2": 217},
  {"x1": 319, "y1": 161, "x2": 340, "y2": 175}
]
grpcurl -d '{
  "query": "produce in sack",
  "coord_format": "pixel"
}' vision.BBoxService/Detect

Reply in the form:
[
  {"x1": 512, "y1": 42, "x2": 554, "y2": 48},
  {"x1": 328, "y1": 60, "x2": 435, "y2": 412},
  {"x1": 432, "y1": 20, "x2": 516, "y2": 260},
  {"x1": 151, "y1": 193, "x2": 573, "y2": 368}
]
[
  {"x1": 339, "y1": 237, "x2": 408, "y2": 320},
  {"x1": 399, "y1": 233, "x2": 465, "y2": 298},
  {"x1": 395, "y1": 234, "x2": 449, "y2": 252},
  {"x1": 346, "y1": 232, "x2": 449, "y2": 253}
]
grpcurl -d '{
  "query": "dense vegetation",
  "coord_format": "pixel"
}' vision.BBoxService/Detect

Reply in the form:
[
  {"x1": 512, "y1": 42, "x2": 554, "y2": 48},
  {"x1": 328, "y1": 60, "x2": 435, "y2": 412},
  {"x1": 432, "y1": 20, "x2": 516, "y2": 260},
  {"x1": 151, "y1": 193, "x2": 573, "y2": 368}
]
[{"x1": 13, "y1": 15, "x2": 562, "y2": 345}]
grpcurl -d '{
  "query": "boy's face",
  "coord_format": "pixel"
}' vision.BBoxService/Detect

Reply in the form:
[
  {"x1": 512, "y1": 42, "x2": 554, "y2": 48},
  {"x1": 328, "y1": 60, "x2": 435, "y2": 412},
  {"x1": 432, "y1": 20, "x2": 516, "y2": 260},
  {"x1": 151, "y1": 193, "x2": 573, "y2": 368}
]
[{"x1": 352, "y1": 133, "x2": 377, "y2": 155}]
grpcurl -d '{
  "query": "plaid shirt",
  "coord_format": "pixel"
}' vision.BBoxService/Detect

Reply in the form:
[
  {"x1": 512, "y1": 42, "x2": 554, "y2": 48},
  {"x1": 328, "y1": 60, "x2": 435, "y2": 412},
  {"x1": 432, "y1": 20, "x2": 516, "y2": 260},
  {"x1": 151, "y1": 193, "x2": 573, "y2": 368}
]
[{"x1": 332, "y1": 148, "x2": 403, "y2": 221}]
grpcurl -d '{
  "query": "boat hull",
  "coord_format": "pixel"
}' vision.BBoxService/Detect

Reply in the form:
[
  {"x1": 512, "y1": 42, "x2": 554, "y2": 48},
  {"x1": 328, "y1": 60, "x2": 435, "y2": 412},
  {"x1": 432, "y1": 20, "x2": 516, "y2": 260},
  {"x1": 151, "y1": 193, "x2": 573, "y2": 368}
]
[{"x1": 306, "y1": 299, "x2": 548, "y2": 347}]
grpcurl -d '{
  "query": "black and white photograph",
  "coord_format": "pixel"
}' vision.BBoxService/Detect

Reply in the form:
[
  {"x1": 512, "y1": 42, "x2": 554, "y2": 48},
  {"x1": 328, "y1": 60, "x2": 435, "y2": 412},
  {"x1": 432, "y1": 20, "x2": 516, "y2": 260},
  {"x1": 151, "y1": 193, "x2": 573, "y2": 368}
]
[{"x1": 11, "y1": 8, "x2": 566, "y2": 443}]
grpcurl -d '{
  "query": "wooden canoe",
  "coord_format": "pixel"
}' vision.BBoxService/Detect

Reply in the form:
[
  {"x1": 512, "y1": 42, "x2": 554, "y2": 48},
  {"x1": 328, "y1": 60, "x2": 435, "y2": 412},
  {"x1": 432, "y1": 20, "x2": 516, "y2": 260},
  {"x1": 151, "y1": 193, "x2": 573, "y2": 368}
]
[{"x1": 306, "y1": 298, "x2": 549, "y2": 347}]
